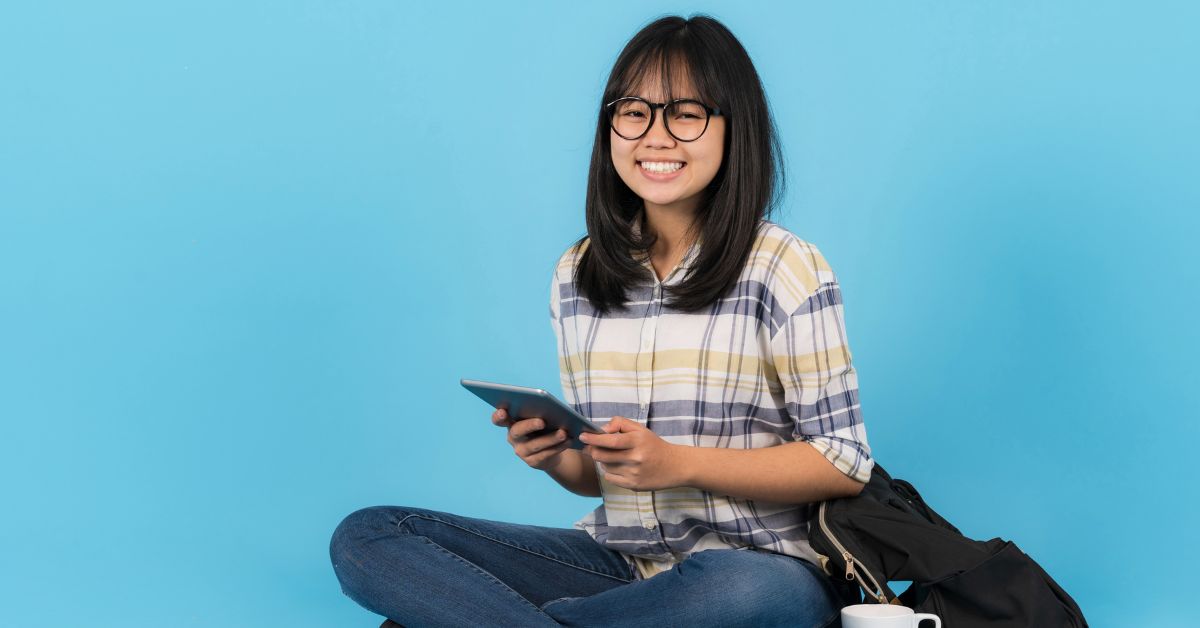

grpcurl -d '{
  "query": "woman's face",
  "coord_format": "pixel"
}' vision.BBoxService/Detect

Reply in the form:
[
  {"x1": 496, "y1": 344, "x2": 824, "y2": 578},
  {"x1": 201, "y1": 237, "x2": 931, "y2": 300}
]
[{"x1": 610, "y1": 74, "x2": 725, "y2": 218}]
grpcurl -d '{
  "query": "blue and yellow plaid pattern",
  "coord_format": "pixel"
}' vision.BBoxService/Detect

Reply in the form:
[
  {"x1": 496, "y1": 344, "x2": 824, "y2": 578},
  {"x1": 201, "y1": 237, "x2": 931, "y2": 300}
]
[{"x1": 550, "y1": 218, "x2": 874, "y2": 580}]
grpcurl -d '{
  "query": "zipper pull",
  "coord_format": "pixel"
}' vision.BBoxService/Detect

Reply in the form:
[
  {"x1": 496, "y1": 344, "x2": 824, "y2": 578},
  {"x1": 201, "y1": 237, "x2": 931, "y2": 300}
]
[{"x1": 842, "y1": 551, "x2": 855, "y2": 581}]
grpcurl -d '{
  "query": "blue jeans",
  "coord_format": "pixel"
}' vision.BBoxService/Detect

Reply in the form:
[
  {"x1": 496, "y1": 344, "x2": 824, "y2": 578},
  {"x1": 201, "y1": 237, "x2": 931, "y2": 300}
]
[{"x1": 329, "y1": 505, "x2": 847, "y2": 627}]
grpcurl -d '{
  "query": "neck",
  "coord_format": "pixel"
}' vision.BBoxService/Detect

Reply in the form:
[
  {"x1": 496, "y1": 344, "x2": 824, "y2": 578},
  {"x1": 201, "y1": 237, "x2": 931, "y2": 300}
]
[{"x1": 642, "y1": 201, "x2": 699, "y2": 257}]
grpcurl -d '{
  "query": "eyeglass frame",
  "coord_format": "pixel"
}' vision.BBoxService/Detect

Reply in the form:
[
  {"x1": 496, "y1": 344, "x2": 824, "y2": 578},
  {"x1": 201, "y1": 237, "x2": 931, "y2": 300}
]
[{"x1": 604, "y1": 96, "x2": 725, "y2": 143}]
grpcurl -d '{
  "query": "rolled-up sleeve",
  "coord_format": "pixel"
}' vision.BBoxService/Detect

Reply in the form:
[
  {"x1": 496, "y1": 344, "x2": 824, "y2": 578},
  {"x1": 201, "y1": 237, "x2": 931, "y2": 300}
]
[
  {"x1": 769, "y1": 274, "x2": 874, "y2": 484},
  {"x1": 549, "y1": 256, "x2": 579, "y2": 408},
  {"x1": 549, "y1": 264, "x2": 560, "y2": 327},
  {"x1": 549, "y1": 263, "x2": 564, "y2": 375}
]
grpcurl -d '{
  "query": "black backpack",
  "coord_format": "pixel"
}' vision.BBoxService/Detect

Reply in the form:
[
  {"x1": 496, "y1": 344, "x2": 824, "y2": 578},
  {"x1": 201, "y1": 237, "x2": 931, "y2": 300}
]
[{"x1": 808, "y1": 462, "x2": 1088, "y2": 627}]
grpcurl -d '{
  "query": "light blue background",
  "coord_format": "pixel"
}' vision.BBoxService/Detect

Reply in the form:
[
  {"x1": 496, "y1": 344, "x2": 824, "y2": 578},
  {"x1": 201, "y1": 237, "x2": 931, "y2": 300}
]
[{"x1": 1, "y1": 1, "x2": 1196, "y2": 626}]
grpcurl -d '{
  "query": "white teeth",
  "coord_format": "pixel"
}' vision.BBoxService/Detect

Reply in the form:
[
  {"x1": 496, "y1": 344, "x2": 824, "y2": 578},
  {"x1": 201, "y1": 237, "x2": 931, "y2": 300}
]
[{"x1": 639, "y1": 161, "x2": 684, "y2": 173}]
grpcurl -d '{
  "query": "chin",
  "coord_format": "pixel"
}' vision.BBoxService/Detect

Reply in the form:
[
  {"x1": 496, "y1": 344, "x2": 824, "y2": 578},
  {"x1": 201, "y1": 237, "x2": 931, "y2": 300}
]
[
  {"x1": 643, "y1": 195, "x2": 684, "y2": 207},
  {"x1": 640, "y1": 187, "x2": 698, "y2": 206}
]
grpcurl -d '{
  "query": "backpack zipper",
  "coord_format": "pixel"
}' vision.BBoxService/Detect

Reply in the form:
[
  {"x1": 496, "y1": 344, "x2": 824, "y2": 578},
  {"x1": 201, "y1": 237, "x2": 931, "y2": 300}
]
[{"x1": 818, "y1": 501, "x2": 890, "y2": 604}]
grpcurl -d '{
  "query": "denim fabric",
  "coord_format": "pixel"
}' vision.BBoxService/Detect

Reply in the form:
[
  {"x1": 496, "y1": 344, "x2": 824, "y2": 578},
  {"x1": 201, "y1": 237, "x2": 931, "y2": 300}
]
[{"x1": 330, "y1": 505, "x2": 845, "y2": 627}]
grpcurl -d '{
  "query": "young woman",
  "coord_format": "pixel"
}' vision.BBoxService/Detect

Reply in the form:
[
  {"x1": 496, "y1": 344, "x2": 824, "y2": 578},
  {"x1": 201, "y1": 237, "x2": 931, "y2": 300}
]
[{"x1": 331, "y1": 14, "x2": 873, "y2": 627}]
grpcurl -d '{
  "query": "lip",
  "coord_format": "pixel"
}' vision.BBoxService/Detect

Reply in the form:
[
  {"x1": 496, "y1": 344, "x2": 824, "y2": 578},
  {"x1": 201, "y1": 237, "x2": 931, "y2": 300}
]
[{"x1": 637, "y1": 160, "x2": 687, "y2": 181}]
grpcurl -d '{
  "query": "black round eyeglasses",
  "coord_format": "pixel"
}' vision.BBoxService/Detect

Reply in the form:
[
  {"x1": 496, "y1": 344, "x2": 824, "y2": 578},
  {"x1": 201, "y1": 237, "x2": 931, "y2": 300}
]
[{"x1": 604, "y1": 96, "x2": 725, "y2": 142}]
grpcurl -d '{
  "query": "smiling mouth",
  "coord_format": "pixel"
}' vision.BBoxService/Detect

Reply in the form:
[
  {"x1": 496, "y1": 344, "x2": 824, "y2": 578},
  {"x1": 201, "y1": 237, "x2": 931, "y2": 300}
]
[{"x1": 637, "y1": 160, "x2": 687, "y2": 174}]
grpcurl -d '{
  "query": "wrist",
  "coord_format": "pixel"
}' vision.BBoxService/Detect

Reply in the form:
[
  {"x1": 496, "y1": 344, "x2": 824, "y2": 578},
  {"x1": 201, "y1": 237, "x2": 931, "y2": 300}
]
[{"x1": 670, "y1": 443, "x2": 696, "y2": 488}]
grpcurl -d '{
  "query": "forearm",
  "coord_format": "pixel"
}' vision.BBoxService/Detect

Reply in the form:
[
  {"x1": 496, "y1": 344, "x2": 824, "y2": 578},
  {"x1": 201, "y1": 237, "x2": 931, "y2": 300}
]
[
  {"x1": 544, "y1": 448, "x2": 602, "y2": 497},
  {"x1": 676, "y1": 440, "x2": 865, "y2": 504}
]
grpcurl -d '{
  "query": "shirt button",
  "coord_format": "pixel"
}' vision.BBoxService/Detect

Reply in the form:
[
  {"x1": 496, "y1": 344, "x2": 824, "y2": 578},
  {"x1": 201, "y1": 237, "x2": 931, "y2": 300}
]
[{"x1": 643, "y1": 520, "x2": 657, "y2": 530}]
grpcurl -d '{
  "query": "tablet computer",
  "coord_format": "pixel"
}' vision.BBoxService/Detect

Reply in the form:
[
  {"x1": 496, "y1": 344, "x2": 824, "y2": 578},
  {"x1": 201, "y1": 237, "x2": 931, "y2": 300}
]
[{"x1": 461, "y1": 378, "x2": 604, "y2": 450}]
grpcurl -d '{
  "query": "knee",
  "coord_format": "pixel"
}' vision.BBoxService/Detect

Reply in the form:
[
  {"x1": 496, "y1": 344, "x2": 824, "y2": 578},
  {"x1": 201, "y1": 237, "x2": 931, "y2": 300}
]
[
  {"x1": 682, "y1": 550, "x2": 769, "y2": 599},
  {"x1": 330, "y1": 507, "x2": 379, "y2": 574},
  {"x1": 330, "y1": 506, "x2": 380, "y2": 549},
  {"x1": 683, "y1": 550, "x2": 838, "y2": 623},
  {"x1": 329, "y1": 505, "x2": 427, "y2": 572}
]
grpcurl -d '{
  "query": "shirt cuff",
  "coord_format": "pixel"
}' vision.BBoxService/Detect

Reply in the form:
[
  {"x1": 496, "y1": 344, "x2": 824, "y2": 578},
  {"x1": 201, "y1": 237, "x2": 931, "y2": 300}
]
[{"x1": 804, "y1": 437, "x2": 873, "y2": 485}]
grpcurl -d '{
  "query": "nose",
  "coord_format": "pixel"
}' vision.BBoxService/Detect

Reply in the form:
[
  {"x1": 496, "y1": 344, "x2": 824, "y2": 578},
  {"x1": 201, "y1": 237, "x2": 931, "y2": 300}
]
[{"x1": 642, "y1": 106, "x2": 676, "y2": 146}]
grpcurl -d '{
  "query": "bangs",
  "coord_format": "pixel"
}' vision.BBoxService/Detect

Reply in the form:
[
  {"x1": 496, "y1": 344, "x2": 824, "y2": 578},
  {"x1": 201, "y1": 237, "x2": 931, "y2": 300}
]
[{"x1": 610, "y1": 42, "x2": 719, "y2": 107}]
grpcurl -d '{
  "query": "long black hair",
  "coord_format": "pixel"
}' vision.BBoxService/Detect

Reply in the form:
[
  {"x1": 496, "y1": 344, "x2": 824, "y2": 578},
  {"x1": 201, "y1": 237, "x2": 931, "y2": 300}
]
[{"x1": 572, "y1": 13, "x2": 787, "y2": 314}]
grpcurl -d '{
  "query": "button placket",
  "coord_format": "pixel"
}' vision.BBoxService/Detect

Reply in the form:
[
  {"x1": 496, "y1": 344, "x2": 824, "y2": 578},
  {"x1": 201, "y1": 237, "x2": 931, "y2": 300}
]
[
  {"x1": 637, "y1": 280, "x2": 661, "y2": 536},
  {"x1": 636, "y1": 280, "x2": 659, "y2": 422}
]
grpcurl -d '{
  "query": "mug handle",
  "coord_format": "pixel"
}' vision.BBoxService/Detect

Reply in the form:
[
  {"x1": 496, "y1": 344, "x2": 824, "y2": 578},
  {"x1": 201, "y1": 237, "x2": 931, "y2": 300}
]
[{"x1": 912, "y1": 613, "x2": 941, "y2": 628}]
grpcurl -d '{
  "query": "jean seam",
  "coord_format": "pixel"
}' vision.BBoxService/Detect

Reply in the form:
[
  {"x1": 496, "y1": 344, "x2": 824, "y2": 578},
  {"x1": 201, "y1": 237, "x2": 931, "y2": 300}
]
[
  {"x1": 412, "y1": 533, "x2": 551, "y2": 618},
  {"x1": 396, "y1": 512, "x2": 633, "y2": 583},
  {"x1": 538, "y1": 595, "x2": 580, "y2": 612}
]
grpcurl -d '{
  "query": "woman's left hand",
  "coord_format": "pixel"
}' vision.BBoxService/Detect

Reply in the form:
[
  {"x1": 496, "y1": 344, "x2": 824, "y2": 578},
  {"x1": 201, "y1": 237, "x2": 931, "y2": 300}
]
[{"x1": 580, "y1": 416, "x2": 688, "y2": 491}]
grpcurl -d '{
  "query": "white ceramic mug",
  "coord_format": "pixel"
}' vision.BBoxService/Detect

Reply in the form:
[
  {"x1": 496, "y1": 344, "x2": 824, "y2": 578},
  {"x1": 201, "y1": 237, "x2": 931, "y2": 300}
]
[{"x1": 840, "y1": 603, "x2": 941, "y2": 628}]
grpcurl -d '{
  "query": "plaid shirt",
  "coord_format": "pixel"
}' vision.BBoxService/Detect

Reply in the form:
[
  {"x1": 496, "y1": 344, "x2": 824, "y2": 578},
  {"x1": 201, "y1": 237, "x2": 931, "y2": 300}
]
[{"x1": 549, "y1": 217, "x2": 874, "y2": 580}]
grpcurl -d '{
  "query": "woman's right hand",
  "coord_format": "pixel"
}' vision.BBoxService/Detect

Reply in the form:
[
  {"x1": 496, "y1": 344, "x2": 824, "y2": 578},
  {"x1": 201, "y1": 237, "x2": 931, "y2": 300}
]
[{"x1": 492, "y1": 407, "x2": 571, "y2": 471}]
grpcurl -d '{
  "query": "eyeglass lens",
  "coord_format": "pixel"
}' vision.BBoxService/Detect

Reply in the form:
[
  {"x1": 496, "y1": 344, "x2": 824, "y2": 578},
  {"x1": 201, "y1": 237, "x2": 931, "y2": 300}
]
[{"x1": 610, "y1": 99, "x2": 710, "y2": 141}]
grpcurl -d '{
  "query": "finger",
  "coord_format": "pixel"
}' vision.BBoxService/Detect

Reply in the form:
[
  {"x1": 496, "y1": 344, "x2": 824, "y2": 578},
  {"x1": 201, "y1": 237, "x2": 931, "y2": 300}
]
[
  {"x1": 515, "y1": 417, "x2": 549, "y2": 438},
  {"x1": 492, "y1": 408, "x2": 512, "y2": 427},
  {"x1": 604, "y1": 417, "x2": 639, "y2": 436},
  {"x1": 600, "y1": 468, "x2": 630, "y2": 489},
  {"x1": 536, "y1": 429, "x2": 568, "y2": 450},
  {"x1": 522, "y1": 429, "x2": 568, "y2": 456},
  {"x1": 583, "y1": 433, "x2": 632, "y2": 450},
  {"x1": 527, "y1": 439, "x2": 570, "y2": 465},
  {"x1": 584, "y1": 445, "x2": 625, "y2": 464}
]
